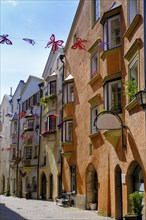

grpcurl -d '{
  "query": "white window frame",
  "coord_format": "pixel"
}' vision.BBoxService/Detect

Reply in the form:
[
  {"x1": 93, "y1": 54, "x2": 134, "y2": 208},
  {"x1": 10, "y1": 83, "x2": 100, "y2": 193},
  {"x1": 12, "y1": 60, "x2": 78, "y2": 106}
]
[
  {"x1": 64, "y1": 83, "x2": 74, "y2": 103},
  {"x1": 104, "y1": 79, "x2": 122, "y2": 112},
  {"x1": 103, "y1": 14, "x2": 121, "y2": 50},
  {"x1": 91, "y1": 52, "x2": 98, "y2": 78},
  {"x1": 93, "y1": 0, "x2": 100, "y2": 23},
  {"x1": 129, "y1": 55, "x2": 138, "y2": 83},
  {"x1": 91, "y1": 106, "x2": 98, "y2": 133},
  {"x1": 63, "y1": 120, "x2": 73, "y2": 142}
]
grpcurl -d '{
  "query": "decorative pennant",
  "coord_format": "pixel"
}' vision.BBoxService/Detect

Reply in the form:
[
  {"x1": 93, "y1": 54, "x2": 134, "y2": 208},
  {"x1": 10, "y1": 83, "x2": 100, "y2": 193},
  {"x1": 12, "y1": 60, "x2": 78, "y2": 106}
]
[
  {"x1": 45, "y1": 34, "x2": 64, "y2": 53},
  {"x1": 71, "y1": 37, "x2": 89, "y2": 50},
  {"x1": 0, "y1": 34, "x2": 12, "y2": 45},
  {"x1": 22, "y1": 38, "x2": 36, "y2": 45}
]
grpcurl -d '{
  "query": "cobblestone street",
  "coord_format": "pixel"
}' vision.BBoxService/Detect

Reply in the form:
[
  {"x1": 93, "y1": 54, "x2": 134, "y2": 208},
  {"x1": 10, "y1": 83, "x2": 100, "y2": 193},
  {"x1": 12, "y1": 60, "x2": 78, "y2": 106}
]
[{"x1": 0, "y1": 195, "x2": 115, "y2": 220}]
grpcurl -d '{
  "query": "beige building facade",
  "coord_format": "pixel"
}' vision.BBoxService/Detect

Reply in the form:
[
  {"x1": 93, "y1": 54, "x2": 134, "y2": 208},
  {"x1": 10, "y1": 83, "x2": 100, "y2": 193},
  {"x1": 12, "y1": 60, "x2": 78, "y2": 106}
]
[{"x1": 62, "y1": 0, "x2": 146, "y2": 219}]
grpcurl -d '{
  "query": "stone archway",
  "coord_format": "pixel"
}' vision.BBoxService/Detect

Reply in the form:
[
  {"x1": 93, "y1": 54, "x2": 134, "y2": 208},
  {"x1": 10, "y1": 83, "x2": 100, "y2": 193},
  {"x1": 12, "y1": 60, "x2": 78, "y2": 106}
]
[
  {"x1": 115, "y1": 165, "x2": 123, "y2": 220},
  {"x1": 127, "y1": 161, "x2": 145, "y2": 214},
  {"x1": 41, "y1": 172, "x2": 47, "y2": 200},
  {"x1": 86, "y1": 164, "x2": 98, "y2": 210}
]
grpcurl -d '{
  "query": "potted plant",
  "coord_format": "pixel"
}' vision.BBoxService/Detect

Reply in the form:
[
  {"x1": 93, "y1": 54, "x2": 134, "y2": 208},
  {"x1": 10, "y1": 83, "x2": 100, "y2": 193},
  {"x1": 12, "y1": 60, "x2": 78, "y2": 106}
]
[
  {"x1": 123, "y1": 80, "x2": 138, "y2": 101},
  {"x1": 124, "y1": 191, "x2": 144, "y2": 220}
]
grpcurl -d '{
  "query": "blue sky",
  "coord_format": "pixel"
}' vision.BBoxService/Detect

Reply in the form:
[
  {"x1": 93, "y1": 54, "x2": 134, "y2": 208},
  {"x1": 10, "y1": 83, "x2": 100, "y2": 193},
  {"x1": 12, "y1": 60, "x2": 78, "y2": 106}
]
[{"x1": 0, "y1": 0, "x2": 79, "y2": 102}]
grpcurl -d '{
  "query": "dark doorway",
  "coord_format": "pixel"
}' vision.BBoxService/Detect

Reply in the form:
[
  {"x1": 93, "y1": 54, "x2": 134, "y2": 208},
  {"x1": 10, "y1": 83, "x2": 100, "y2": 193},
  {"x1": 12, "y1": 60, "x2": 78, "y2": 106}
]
[
  {"x1": 115, "y1": 165, "x2": 123, "y2": 220},
  {"x1": 58, "y1": 174, "x2": 62, "y2": 198},
  {"x1": 41, "y1": 173, "x2": 47, "y2": 200},
  {"x1": 49, "y1": 174, "x2": 53, "y2": 200}
]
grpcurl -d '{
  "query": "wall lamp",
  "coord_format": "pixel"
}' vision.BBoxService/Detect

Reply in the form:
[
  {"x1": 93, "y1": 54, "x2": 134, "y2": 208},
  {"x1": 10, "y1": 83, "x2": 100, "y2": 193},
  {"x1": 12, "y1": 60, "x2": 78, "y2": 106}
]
[{"x1": 135, "y1": 90, "x2": 146, "y2": 110}]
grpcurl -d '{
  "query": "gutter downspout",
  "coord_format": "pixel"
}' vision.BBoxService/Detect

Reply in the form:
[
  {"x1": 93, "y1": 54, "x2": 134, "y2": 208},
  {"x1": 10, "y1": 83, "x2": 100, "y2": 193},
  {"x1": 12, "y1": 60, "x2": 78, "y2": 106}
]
[
  {"x1": 60, "y1": 54, "x2": 65, "y2": 196},
  {"x1": 16, "y1": 98, "x2": 21, "y2": 197},
  {"x1": 37, "y1": 83, "x2": 44, "y2": 199},
  {"x1": 144, "y1": 0, "x2": 146, "y2": 90}
]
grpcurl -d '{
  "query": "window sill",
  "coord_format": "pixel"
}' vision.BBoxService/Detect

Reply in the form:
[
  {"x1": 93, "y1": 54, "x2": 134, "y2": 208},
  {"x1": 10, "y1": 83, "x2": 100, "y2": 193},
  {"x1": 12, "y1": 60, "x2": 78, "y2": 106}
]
[
  {"x1": 89, "y1": 130, "x2": 100, "y2": 138},
  {"x1": 62, "y1": 141, "x2": 73, "y2": 146},
  {"x1": 124, "y1": 15, "x2": 142, "y2": 40},
  {"x1": 88, "y1": 73, "x2": 100, "y2": 86},
  {"x1": 63, "y1": 101, "x2": 74, "y2": 107},
  {"x1": 124, "y1": 98, "x2": 139, "y2": 112}
]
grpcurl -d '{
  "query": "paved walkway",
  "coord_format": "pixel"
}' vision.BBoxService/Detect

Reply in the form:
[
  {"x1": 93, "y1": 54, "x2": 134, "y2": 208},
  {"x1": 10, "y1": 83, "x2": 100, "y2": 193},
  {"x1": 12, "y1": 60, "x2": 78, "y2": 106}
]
[{"x1": 0, "y1": 195, "x2": 115, "y2": 220}]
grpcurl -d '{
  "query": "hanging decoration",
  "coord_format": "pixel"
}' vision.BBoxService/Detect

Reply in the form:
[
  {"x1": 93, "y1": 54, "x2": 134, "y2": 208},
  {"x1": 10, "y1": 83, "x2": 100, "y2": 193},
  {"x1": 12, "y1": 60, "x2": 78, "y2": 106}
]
[
  {"x1": 45, "y1": 34, "x2": 64, "y2": 53},
  {"x1": 51, "y1": 114, "x2": 58, "y2": 119},
  {"x1": 19, "y1": 112, "x2": 26, "y2": 118},
  {"x1": 5, "y1": 112, "x2": 14, "y2": 118},
  {"x1": 0, "y1": 34, "x2": 12, "y2": 45},
  {"x1": 71, "y1": 37, "x2": 89, "y2": 50},
  {"x1": 98, "y1": 42, "x2": 108, "y2": 50},
  {"x1": 22, "y1": 38, "x2": 36, "y2": 45}
]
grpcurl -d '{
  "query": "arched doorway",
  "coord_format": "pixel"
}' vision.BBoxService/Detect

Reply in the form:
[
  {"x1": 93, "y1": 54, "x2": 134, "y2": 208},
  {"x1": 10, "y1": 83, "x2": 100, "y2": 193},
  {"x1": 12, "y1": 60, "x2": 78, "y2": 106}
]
[
  {"x1": 127, "y1": 161, "x2": 144, "y2": 214},
  {"x1": 2, "y1": 175, "x2": 5, "y2": 194},
  {"x1": 41, "y1": 172, "x2": 47, "y2": 200},
  {"x1": 86, "y1": 164, "x2": 98, "y2": 210},
  {"x1": 115, "y1": 165, "x2": 123, "y2": 220},
  {"x1": 49, "y1": 174, "x2": 53, "y2": 200},
  {"x1": 58, "y1": 174, "x2": 62, "y2": 198}
]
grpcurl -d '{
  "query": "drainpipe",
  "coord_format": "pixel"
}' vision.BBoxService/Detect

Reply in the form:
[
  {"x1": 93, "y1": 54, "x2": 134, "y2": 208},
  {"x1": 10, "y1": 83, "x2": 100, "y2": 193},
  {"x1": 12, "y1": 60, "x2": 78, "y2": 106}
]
[
  {"x1": 144, "y1": 0, "x2": 146, "y2": 90},
  {"x1": 60, "y1": 54, "x2": 65, "y2": 196},
  {"x1": 37, "y1": 82, "x2": 44, "y2": 199},
  {"x1": 16, "y1": 98, "x2": 21, "y2": 197}
]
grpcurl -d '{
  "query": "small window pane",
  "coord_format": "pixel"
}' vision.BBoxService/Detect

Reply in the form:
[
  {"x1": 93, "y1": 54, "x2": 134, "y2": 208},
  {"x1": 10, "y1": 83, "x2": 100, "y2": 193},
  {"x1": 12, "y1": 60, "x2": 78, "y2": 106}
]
[
  {"x1": 128, "y1": 0, "x2": 138, "y2": 25},
  {"x1": 91, "y1": 52, "x2": 98, "y2": 78}
]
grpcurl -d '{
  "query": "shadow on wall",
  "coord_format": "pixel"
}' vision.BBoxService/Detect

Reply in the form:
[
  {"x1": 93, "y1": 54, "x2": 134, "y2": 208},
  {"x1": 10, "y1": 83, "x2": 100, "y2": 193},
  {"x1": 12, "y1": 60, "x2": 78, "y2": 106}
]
[{"x1": 0, "y1": 203, "x2": 27, "y2": 220}]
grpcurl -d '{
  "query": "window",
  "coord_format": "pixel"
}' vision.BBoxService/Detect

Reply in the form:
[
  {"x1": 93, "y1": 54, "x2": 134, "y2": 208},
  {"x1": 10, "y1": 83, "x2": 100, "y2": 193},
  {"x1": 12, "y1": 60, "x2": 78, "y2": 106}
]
[
  {"x1": 48, "y1": 81, "x2": 56, "y2": 95},
  {"x1": 103, "y1": 15, "x2": 121, "y2": 50},
  {"x1": 128, "y1": 0, "x2": 138, "y2": 25},
  {"x1": 14, "y1": 121, "x2": 17, "y2": 133},
  {"x1": 64, "y1": 83, "x2": 74, "y2": 103},
  {"x1": 27, "y1": 119, "x2": 34, "y2": 128},
  {"x1": 70, "y1": 165, "x2": 76, "y2": 192},
  {"x1": 63, "y1": 121, "x2": 73, "y2": 142},
  {"x1": 93, "y1": 0, "x2": 100, "y2": 24},
  {"x1": 47, "y1": 115, "x2": 56, "y2": 131},
  {"x1": 104, "y1": 79, "x2": 122, "y2": 113},
  {"x1": 129, "y1": 56, "x2": 138, "y2": 83},
  {"x1": 56, "y1": 57, "x2": 60, "y2": 69},
  {"x1": 128, "y1": 55, "x2": 138, "y2": 101},
  {"x1": 91, "y1": 52, "x2": 98, "y2": 78},
  {"x1": 33, "y1": 146, "x2": 38, "y2": 159},
  {"x1": 91, "y1": 106, "x2": 98, "y2": 133},
  {"x1": 12, "y1": 148, "x2": 16, "y2": 159},
  {"x1": 25, "y1": 147, "x2": 32, "y2": 159}
]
